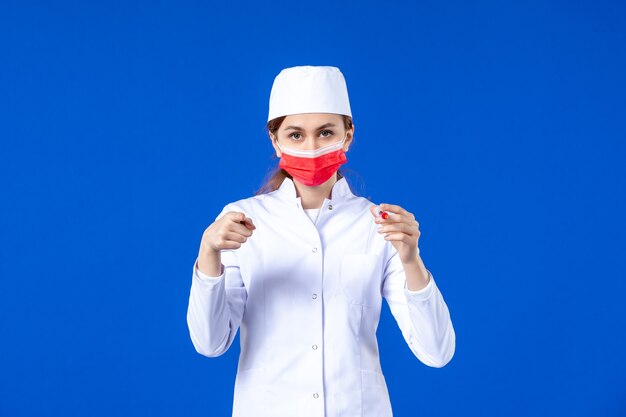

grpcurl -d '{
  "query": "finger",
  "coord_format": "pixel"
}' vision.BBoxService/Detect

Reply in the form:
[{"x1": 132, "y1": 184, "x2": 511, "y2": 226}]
[
  {"x1": 375, "y1": 213, "x2": 418, "y2": 227},
  {"x1": 240, "y1": 217, "x2": 256, "y2": 230},
  {"x1": 379, "y1": 203, "x2": 411, "y2": 217},
  {"x1": 212, "y1": 233, "x2": 245, "y2": 250},
  {"x1": 227, "y1": 211, "x2": 252, "y2": 225},
  {"x1": 226, "y1": 211, "x2": 256, "y2": 230},
  {"x1": 222, "y1": 231, "x2": 248, "y2": 244},
  {"x1": 378, "y1": 223, "x2": 417, "y2": 236},
  {"x1": 227, "y1": 211, "x2": 246, "y2": 222},
  {"x1": 383, "y1": 232, "x2": 415, "y2": 243},
  {"x1": 220, "y1": 240, "x2": 243, "y2": 250},
  {"x1": 229, "y1": 222, "x2": 254, "y2": 237},
  {"x1": 371, "y1": 204, "x2": 393, "y2": 221}
]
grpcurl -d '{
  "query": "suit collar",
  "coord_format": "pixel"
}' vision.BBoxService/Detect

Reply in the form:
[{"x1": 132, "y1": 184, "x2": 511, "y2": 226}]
[{"x1": 274, "y1": 176, "x2": 353, "y2": 203}]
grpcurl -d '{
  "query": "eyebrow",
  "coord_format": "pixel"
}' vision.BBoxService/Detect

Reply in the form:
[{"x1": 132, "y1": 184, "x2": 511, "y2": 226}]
[{"x1": 283, "y1": 123, "x2": 337, "y2": 131}]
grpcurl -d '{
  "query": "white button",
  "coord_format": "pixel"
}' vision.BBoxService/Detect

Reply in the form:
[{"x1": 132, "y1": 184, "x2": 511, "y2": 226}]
[
  {"x1": 312, "y1": 344, "x2": 318, "y2": 350},
  {"x1": 313, "y1": 393, "x2": 319, "y2": 399},
  {"x1": 312, "y1": 293, "x2": 318, "y2": 299},
  {"x1": 312, "y1": 248, "x2": 318, "y2": 253}
]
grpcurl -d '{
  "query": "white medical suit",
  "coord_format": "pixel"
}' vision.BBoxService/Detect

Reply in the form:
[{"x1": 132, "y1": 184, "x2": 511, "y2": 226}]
[{"x1": 187, "y1": 177, "x2": 455, "y2": 417}]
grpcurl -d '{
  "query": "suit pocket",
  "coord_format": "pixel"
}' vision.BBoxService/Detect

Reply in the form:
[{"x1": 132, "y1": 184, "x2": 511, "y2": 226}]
[
  {"x1": 233, "y1": 368, "x2": 266, "y2": 417},
  {"x1": 234, "y1": 367, "x2": 265, "y2": 388},
  {"x1": 340, "y1": 254, "x2": 383, "y2": 307},
  {"x1": 361, "y1": 369, "x2": 393, "y2": 417}
]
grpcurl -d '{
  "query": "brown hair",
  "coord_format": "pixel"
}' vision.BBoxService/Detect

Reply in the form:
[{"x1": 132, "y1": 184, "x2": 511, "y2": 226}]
[{"x1": 256, "y1": 115, "x2": 354, "y2": 195}]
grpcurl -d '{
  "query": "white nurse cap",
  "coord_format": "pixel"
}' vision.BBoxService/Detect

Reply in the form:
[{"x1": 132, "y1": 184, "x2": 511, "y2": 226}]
[{"x1": 267, "y1": 65, "x2": 352, "y2": 122}]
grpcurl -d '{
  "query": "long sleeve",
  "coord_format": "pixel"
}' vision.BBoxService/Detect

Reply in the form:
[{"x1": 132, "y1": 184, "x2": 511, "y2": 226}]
[
  {"x1": 186, "y1": 247, "x2": 248, "y2": 358},
  {"x1": 382, "y1": 250, "x2": 456, "y2": 368}
]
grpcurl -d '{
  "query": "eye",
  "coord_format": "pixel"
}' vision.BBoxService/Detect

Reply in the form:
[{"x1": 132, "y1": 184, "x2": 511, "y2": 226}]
[
  {"x1": 288, "y1": 132, "x2": 303, "y2": 141},
  {"x1": 320, "y1": 130, "x2": 334, "y2": 137}
]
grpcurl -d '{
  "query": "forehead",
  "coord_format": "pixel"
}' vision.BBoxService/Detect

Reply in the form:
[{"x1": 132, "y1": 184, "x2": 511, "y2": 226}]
[{"x1": 281, "y1": 113, "x2": 343, "y2": 129}]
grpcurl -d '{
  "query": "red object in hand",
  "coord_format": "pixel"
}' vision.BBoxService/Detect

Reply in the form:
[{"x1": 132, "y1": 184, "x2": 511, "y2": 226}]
[{"x1": 379, "y1": 210, "x2": 389, "y2": 220}]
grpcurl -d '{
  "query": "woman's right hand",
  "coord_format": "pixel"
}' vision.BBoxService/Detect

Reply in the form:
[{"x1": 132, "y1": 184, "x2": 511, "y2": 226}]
[{"x1": 197, "y1": 212, "x2": 256, "y2": 276}]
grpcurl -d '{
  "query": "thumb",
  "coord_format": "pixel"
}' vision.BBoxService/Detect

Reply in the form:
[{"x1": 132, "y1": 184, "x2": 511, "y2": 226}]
[{"x1": 228, "y1": 211, "x2": 246, "y2": 223}]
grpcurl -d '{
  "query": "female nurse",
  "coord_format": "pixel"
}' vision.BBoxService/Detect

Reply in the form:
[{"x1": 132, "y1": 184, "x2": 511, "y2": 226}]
[{"x1": 187, "y1": 65, "x2": 455, "y2": 417}]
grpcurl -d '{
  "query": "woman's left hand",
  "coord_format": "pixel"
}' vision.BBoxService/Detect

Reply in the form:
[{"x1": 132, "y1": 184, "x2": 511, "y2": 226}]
[{"x1": 371, "y1": 203, "x2": 421, "y2": 265}]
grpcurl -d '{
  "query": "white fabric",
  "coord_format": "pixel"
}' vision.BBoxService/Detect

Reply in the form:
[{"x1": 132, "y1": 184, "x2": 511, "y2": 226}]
[
  {"x1": 267, "y1": 66, "x2": 352, "y2": 122},
  {"x1": 187, "y1": 177, "x2": 455, "y2": 417}
]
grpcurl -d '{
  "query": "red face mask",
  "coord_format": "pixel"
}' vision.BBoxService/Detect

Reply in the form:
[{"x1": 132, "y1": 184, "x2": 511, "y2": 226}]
[{"x1": 277, "y1": 135, "x2": 348, "y2": 187}]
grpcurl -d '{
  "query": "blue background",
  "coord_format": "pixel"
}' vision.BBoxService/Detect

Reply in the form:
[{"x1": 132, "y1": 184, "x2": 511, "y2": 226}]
[{"x1": 1, "y1": 1, "x2": 625, "y2": 416}]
